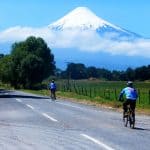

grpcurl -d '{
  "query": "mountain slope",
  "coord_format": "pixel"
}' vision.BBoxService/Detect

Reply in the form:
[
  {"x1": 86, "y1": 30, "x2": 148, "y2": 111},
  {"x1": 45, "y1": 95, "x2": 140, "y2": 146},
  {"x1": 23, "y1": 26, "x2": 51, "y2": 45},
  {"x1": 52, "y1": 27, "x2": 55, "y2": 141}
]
[
  {"x1": 48, "y1": 7, "x2": 141, "y2": 40},
  {"x1": 1, "y1": 7, "x2": 149, "y2": 70},
  {"x1": 48, "y1": 7, "x2": 121, "y2": 30}
]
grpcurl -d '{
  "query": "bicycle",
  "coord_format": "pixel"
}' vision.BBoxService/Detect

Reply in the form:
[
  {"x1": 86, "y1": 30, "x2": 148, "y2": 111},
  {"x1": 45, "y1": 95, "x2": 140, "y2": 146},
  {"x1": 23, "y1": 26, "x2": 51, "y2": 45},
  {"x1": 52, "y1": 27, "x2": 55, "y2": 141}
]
[
  {"x1": 123, "y1": 104, "x2": 135, "y2": 129},
  {"x1": 50, "y1": 89, "x2": 56, "y2": 101}
]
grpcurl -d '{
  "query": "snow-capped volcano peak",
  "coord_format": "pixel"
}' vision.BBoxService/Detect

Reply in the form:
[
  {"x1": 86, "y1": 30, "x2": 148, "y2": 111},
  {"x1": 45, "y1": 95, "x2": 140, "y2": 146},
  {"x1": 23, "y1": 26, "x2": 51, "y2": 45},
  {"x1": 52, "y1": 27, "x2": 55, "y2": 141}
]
[{"x1": 48, "y1": 7, "x2": 122, "y2": 31}]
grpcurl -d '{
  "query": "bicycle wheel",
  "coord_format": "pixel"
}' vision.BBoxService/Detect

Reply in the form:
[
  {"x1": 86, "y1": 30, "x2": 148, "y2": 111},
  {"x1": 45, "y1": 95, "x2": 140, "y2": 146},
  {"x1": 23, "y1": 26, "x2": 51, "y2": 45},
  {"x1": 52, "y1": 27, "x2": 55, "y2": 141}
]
[
  {"x1": 129, "y1": 113, "x2": 135, "y2": 129},
  {"x1": 51, "y1": 94, "x2": 55, "y2": 101},
  {"x1": 123, "y1": 115, "x2": 128, "y2": 127},
  {"x1": 51, "y1": 90, "x2": 56, "y2": 101}
]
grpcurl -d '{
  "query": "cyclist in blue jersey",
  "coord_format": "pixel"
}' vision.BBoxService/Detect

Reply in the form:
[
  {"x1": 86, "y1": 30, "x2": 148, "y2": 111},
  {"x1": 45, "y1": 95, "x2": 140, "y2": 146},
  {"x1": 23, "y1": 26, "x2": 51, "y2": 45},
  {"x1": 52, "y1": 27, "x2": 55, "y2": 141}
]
[
  {"x1": 48, "y1": 80, "x2": 56, "y2": 100},
  {"x1": 119, "y1": 81, "x2": 138, "y2": 119}
]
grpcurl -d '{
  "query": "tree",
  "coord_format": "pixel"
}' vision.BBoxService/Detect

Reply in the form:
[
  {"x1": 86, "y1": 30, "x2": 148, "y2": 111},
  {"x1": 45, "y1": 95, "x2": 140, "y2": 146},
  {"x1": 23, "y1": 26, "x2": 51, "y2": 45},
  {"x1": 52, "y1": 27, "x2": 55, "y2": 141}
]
[
  {"x1": 97, "y1": 68, "x2": 112, "y2": 80},
  {"x1": 111, "y1": 70, "x2": 121, "y2": 81},
  {"x1": 66, "y1": 63, "x2": 87, "y2": 79},
  {"x1": 126, "y1": 67, "x2": 135, "y2": 81},
  {"x1": 135, "y1": 65, "x2": 150, "y2": 81},
  {"x1": 10, "y1": 36, "x2": 55, "y2": 88},
  {"x1": 0, "y1": 54, "x2": 4, "y2": 59},
  {"x1": 0, "y1": 55, "x2": 12, "y2": 83},
  {"x1": 87, "y1": 66, "x2": 98, "y2": 78},
  {"x1": 20, "y1": 54, "x2": 44, "y2": 88}
]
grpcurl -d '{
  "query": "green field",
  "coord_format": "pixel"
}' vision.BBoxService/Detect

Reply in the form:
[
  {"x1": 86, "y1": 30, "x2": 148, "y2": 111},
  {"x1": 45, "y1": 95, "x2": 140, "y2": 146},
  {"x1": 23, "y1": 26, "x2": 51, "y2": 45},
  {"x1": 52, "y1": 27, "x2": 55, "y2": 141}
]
[{"x1": 57, "y1": 80, "x2": 150, "y2": 110}]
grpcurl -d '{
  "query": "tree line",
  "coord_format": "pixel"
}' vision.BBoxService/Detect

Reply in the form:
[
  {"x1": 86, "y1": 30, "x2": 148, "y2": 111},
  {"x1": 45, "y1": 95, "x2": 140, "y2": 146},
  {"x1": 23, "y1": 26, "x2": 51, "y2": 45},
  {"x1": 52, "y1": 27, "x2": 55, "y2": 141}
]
[{"x1": 60, "y1": 63, "x2": 150, "y2": 81}]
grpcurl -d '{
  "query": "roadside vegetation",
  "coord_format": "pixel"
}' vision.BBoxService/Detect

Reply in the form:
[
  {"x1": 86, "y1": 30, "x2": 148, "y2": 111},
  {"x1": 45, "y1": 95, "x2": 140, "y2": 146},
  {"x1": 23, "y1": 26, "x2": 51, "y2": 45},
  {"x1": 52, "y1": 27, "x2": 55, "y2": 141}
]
[
  {"x1": 8, "y1": 80, "x2": 149, "y2": 115},
  {"x1": 57, "y1": 80, "x2": 150, "y2": 113}
]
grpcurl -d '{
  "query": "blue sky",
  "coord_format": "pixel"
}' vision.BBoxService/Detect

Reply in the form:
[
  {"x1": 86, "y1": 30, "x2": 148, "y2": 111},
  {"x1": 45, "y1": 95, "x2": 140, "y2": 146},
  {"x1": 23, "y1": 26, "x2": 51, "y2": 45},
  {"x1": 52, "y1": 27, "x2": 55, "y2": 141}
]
[{"x1": 0, "y1": 0, "x2": 149, "y2": 37}]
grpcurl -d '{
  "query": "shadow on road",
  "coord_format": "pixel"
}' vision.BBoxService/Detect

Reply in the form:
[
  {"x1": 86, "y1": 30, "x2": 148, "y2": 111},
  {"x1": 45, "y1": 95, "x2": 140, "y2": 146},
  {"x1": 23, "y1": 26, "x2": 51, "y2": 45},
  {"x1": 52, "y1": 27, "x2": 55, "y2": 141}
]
[
  {"x1": 0, "y1": 89, "x2": 49, "y2": 99},
  {"x1": 0, "y1": 89, "x2": 11, "y2": 93},
  {"x1": 134, "y1": 127, "x2": 150, "y2": 131},
  {"x1": 0, "y1": 94, "x2": 49, "y2": 99}
]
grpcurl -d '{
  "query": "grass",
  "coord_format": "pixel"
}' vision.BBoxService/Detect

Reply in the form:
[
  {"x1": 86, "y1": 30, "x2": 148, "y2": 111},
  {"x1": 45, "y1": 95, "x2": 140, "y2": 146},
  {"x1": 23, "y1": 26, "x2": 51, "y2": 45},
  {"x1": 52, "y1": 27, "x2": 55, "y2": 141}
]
[
  {"x1": 56, "y1": 80, "x2": 150, "y2": 114},
  {"x1": 62, "y1": 80, "x2": 150, "y2": 104}
]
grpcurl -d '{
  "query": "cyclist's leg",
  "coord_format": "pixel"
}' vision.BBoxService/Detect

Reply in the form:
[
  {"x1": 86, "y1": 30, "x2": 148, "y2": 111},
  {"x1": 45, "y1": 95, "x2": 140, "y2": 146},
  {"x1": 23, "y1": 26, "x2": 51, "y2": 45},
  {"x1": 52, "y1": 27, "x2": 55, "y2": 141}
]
[
  {"x1": 51, "y1": 89, "x2": 56, "y2": 100},
  {"x1": 53, "y1": 90, "x2": 56, "y2": 99},
  {"x1": 123, "y1": 99, "x2": 130, "y2": 117},
  {"x1": 50, "y1": 89, "x2": 53, "y2": 98},
  {"x1": 49, "y1": 89, "x2": 51, "y2": 97},
  {"x1": 130, "y1": 100, "x2": 136, "y2": 122}
]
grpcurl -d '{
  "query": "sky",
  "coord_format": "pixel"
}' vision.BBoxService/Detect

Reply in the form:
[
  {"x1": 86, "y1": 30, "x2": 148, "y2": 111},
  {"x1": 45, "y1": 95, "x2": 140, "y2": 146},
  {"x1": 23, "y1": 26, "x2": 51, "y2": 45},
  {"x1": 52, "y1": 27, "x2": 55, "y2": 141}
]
[
  {"x1": 0, "y1": 0, "x2": 150, "y2": 70},
  {"x1": 0, "y1": 0, "x2": 150, "y2": 37}
]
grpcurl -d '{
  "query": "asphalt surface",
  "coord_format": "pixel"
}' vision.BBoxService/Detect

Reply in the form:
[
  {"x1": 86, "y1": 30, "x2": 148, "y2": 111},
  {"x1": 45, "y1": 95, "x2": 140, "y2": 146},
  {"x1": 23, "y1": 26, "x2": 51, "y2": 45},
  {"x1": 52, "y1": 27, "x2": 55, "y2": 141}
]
[{"x1": 0, "y1": 89, "x2": 150, "y2": 150}]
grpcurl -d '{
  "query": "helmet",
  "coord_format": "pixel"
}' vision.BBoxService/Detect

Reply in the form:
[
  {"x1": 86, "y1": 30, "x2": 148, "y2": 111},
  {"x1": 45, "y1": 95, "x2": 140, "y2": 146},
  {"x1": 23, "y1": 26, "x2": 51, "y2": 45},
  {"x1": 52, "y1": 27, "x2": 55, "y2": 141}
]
[{"x1": 127, "y1": 81, "x2": 133, "y2": 87}]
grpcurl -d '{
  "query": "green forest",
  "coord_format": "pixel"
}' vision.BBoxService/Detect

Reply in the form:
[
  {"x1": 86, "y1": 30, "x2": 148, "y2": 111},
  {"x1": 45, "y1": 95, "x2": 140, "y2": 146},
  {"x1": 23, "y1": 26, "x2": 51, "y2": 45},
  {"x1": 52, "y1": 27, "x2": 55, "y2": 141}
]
[{"x1": 0, "y1": 36, "x2": 55, "y2": 89}]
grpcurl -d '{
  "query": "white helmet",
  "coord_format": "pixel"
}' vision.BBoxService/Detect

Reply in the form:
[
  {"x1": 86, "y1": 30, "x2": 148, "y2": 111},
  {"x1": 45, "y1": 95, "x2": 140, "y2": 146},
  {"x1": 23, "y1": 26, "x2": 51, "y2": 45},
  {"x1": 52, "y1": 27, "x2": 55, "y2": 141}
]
[{"x1": 127, "y1": 81, "x2": 133, "y2": 87}]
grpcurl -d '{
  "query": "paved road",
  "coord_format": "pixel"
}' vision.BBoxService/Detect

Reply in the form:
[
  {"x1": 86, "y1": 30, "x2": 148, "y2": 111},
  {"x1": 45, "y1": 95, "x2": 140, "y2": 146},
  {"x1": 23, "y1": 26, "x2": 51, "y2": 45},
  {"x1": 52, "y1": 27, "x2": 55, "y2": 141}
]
[{"x1": 0, "y1": 89, "x2": 150, "y2": 150}]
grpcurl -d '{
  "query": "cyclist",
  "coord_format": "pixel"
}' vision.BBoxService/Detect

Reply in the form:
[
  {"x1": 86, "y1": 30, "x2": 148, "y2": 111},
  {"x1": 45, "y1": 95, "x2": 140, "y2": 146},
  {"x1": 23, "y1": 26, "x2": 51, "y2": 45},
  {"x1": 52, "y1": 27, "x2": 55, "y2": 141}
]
[
  {"x1": 119, "y1": 81, "x2": 138, "y2": 120},
  {"x1": 48, "y1": 79, "x2": 56, "y2": 100}
]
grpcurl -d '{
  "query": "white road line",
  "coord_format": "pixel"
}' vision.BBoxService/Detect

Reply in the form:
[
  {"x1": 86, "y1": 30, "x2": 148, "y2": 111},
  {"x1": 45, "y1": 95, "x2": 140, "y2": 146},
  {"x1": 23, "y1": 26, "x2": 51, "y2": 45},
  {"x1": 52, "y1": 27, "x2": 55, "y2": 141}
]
[
  {"x1": 42, "y1": 113, "x2": 58, "y2": 122},
  {"x1": 26, "y1": 104, "x2": 35, "y2": 110},
  {"x1": 16, "y1": 98, "x2": 22, "y2": 102},
  {"x1": 81, "y1": 134, "x2": 115, "y2": 150}
]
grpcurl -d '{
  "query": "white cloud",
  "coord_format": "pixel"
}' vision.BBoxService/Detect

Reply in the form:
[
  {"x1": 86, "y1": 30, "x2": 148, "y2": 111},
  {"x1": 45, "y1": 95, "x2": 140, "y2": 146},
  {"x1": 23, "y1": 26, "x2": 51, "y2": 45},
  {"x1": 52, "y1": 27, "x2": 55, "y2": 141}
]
[
  {"x1": 0, "y1": 26, "x2": 150, "y2": 58},
  {"x1": 0, "y1": 26, "x2": 52, "y2": 43}
]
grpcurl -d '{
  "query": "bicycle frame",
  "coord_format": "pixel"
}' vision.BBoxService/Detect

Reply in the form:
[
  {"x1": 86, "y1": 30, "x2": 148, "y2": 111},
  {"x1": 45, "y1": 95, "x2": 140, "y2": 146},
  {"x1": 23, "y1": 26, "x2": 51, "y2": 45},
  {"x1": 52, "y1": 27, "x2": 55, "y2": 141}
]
[
  {"x1": 50, "y1": 89, "x2": 56, "y2": 100},
  {"x1": 123, "y1": 105, "x2": 135, "y2": 129}
]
